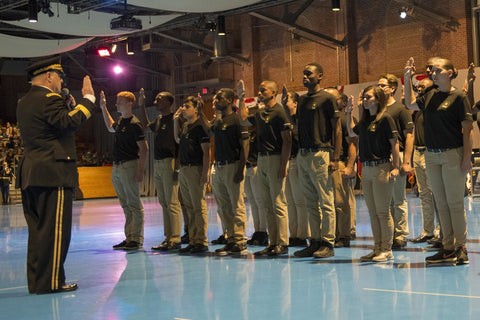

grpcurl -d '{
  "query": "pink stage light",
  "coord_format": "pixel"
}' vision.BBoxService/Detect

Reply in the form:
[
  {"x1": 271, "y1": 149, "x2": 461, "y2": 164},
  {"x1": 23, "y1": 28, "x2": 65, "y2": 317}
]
[
  {"x1": 113, "y1": 65, "x2": 124, "y2": 74},
  {"x1": 97, "y1": 48, "x2": 110, "y2": 57}
]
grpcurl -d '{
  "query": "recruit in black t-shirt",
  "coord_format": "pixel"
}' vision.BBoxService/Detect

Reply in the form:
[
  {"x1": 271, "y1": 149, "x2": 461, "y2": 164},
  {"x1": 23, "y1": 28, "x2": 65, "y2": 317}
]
[
  {"x1": 416, "y1": 88, "x2": 472, "y2": 149},
  {"x1": 385, "y1": 101, "x2": 413, "y2": 151},
  {"x1": 353, "y1": 113, "x2": 398, "y2": 162},
  {"x1": 179, "y1": 119, "x2": 210, "y2": 166},
  {"x1": 112, "y1": 116, "x2": 145, "y2": 162},
  {"x1": 148, "y1": 113, "x2": 178, "y2": 160},
  {"x1": 297, "y1": 90, "x2": 339, "y2": 149},
  {"x1": 247, "y1": 103, "x2": 291, "y2": 154},
  {"x1": 210, "y1": 112, "x2": 248, "y2": 163}
]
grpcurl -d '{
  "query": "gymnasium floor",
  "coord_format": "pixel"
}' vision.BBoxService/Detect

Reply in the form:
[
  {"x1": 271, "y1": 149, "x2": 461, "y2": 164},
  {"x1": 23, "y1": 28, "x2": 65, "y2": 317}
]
[{"x1": 1, "y1": 193, "x2": 480, "y2": 320}]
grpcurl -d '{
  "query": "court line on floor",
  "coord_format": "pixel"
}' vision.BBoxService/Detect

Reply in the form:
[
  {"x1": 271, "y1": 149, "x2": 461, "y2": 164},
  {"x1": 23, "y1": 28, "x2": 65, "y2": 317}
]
[
  {"x1": 0, "y1": 285, "x2": 28, "y2": 292},
  {"x1": 364, "y1": 288, "x2": 480, "y2": 299}
]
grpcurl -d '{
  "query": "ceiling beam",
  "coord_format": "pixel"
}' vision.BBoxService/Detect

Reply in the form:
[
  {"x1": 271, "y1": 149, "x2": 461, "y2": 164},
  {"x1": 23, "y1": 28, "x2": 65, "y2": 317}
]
[{"x1": 249, "y1": 11, "x2": 345, "y2": 48}]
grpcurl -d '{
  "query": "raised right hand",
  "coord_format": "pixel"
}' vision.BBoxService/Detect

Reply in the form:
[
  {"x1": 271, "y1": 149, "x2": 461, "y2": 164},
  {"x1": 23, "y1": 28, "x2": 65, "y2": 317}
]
[
  {"x1": 100, "y1": 90, "x2": 106, "y2": 109},
  {"x1": 82, "y1": 75, "x2": 94, "y2": 96}
]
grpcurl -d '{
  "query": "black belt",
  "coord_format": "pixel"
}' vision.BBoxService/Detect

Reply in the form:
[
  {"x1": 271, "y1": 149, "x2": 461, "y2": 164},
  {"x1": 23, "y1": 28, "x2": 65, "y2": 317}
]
[
  {"x1": 113, "y1": 160, "x2": 131, "y2": 165},
  {"x1": 181, "y1": 163, "x2": 201, "y2": 167},
  {"x1": 246, "y1": 163, "x2": 256, "y2": 168},
  {"x1": 214, "y1": 160, "x2": 237, "y2": 167},
  {"x1": 427, "y1": 148, "x2": 451, "y2": 154},
  {"x1": 415, "y1": 147, "x2": 426, "y2": 152},
  {"x1": 362, "y1": 159, "x2": 389, "y2": 167},
  {"x1": 259, "y1": 151, "x2": 281, "y2": 156},
  {"x1": 299, "y1": 147, "x2": 322, "y2": 154}
]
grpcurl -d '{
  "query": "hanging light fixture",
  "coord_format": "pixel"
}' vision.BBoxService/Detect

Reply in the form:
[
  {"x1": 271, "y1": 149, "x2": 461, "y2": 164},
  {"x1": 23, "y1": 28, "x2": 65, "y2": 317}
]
[
  {"x1": 331, "y1": 0, "x2": 340, "y2": 12},
  {"x1": 29, "y1": 0, "x2": 38, "y2": 23},
  {"x1": 217, "y1": 15, "x2": 226, "y2": 36}
]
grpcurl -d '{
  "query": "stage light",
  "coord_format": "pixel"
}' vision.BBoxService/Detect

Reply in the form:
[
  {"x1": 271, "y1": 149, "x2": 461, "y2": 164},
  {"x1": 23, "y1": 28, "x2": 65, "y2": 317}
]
[
  {"x1": 113, "y1": 65, "x2": 124, "y2": 74},
  {"x1": 399, "y1": 7, "x2": 408, "y2": 19},
  {"x1": 111, "y1": 44, "x2": 117, "y2": 53},
  {"x1": 217, "y1": 16, "x2": 225, "y2": 36},
  {"x1": 29, "y1": 0, "x2": 38, "y2": 23},
  {"x1": 202, "y1": 88, "x2": 208, "y2": 94},
  {"x1": 97, "y1": 48, "x2": 111, "y2": 57},
  {"x1": 331, "y1": 0, "x2": 340, "y2": 12},
  {"x1": 126, "y1": 38, "x2": 135, "y2": 55}
]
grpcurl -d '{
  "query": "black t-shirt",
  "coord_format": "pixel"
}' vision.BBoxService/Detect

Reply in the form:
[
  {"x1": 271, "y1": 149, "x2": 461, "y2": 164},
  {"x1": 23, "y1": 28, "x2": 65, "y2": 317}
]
[
  {"x1": 416, "y1": 88, "x2": 473, "y2": 149},
  {"x1": 297, "y1": 90, "x2": 339, "y2": 149},
  {"x1": 339, "y1": 112, "x2": 357, "y2": 160},
  {"x1": 112, "y1": 116, "x2": 145, "y2": 162},
  {"x1": 413, "y1": 111, "x2": 425, "y2": 147},
  {"x1": 179, "y1": 119, "x2": 210, "y2": 166},
  {"x1": 353, "y1": 113, "x2": 398, "y2": 162},
  {"x1": 290, "y1": 114, "x2": 299, "y2": 158},
  {"x1": 385, "y1": 101, "x2": 413, "y2": 151},
  {"x1": 247, "y1": 128, "x2": 258, "y2": 166},
  {"x1": 210, "y1": 112, "x2": 248, "y2": 162},
  {"x1": 247, "y1": 103, "x2": 290, "y2": 154},
  {"x1": 148, "y1": 113, "x2": 178, "y2": 160}
]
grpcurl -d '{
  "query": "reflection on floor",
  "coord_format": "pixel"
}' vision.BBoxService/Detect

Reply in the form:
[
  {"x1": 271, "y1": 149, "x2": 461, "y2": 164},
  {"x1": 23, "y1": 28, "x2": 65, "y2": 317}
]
[{"x1": 1, "y1": 193, "x2": 480, "y2": 319}]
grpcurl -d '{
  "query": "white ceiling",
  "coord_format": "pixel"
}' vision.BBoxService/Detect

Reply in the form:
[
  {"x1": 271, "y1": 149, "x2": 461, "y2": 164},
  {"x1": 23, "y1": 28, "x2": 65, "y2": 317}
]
[{"x1": 0, "y1": 0, "x2": 264, "y2": 58}]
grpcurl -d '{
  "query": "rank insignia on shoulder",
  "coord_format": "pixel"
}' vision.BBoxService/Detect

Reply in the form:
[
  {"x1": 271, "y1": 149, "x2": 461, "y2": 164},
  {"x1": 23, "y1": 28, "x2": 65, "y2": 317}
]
[{"x1": 46, "y1": 93, "x2": 62, "y2": 98}]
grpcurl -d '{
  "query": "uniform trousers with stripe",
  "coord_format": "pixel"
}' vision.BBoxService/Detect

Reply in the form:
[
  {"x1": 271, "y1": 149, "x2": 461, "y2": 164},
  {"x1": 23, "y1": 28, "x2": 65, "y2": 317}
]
[{"x1": 22, "y1": 186, "x2": 73, "y2": 294}]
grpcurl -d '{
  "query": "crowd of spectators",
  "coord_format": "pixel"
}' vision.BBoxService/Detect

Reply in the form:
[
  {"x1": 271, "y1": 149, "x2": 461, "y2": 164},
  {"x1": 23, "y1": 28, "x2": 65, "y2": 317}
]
[{"x1": 0, "y1": 120, "x2": 22, "y2": 204}]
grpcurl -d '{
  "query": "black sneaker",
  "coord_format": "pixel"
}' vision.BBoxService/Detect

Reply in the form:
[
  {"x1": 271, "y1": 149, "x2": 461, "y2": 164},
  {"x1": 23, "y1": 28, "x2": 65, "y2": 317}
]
[
  {"x1": 294, "y1": 238, "x2": 308, "y2": 247},
  {"x1": 424, "y1": 241, "x2": 443, "y2": 252},
  {"x1": 181, "y1": 232, "x2": 189, "y2": 244},
  {"x1": 123, "y1": 241, "x2": 142, "y2": 250},
  {"x1": 152, "y1": 241, "x2": 180, "y2": 251},
  {"x1": 360, "y1": 251, "x2": 377, "y2": 262},
  {"x1": 254, "y1": 232, "x2": 269, "y2": 246},
  {"x1": 288, "y1": 237, "x2": 294, "y2": 247},
  {"x1": 228, "y1": 243, "x2": 248, "y2": 255},
  {"x1": 267, "y1": 244, "x2": 288, "y2": 256},
  {"x1": 426, "y1": 249, "x2": 457, "y2": 264},
  {"x1": 179, "y1": 244, "x2": 195, "y2": 253},
  {"x1": 211, "y1": 234, "x2": 228, "y2": 245},
  {"x1": 313, "y1": 245, "x2": 334, "y2": 258},
  {"x1": 350, "y1": 232, "x2": 357, "y2": 240},
  {"x1": 455, "y1": 246, "x2": 469, "y2": 265},
  {"x1": 410, "y1": 234, "x2": 434, "y2": 243},
  {"x1": 391, "y1": 239, "x2": 407, "y2": 250},
  {"x1": 427, "y1": 236, "x2": 440, "y2": 244},
  {"x1": 294, "y1": 239, "x2": 319, "y2": 257},
  {"x1": 113, "y1": 240, "x2": 127, "y2": 250},
  {"x1": 254, "y1": 245, "x2": 275, "y2": 256},
  {"x1": 215, "y1": 243, "x2": 235, "y2": 256},
  {"x1": 246, "y1": 232, "x2": 258, "y2": 245},
  {"x1": 190, "y1": 244, "x2": 209, "y2": 253},
  {"x1": 334, "y1": 238, "x2": 350, "y2": 248}
]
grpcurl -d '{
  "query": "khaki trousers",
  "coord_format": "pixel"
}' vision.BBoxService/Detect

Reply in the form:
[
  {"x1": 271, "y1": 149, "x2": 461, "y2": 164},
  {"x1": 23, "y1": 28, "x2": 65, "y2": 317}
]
[
  {"x1": 256, "y1": 154, "x2": 289, "y2": 246},
  {"x1": 112, "y1": 160, "x2": 144, "y2": 245},
  {"x1": 245, "y1": 166, "x2": 266, "y2": 232},
  {"x1": 425, "y1": 147, "x2": 467, "y2": 251},
  {"x1": 154, "y1": 158, "x2": 182, "y2": 243},
  {"x1": 179, "y1": 166, "x2": 208, "y2": 246},
  {"x1": 212, "y1": 162, "x2": 247, "y2": 244},
  {"x1": 297, "y1": 150, "x2": 336, "y2": 245},
  {"x1": 285, "y1": 158, "x2": 310, "y2": 239},
  {"x1": 390, "y1": 153, "x2": 409, "y2": 241},
  {"x1": 332, "y1": 161, "x2": 356, "y2": 240},
  {"x1": 362, "y1": 162, "x2": 395, "y2": 252},
  {"x1": 413, "y1": 150, "x2": 438, "y2": 235}
]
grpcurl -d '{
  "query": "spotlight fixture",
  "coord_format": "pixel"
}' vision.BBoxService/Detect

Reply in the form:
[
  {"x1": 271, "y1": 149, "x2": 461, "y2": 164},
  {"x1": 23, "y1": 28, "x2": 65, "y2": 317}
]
[
  {"x1": 126, "y1": 38, "x2": 135, "y2": 55},
  {"x1": 113, "y1": 65, "x2": 124, "y2": 75},
  {"x1": 29, "y1": 0, "x2": 38, "y2": 23},
  {"x1": 331, "y1": 0, "x2": 340, "y2": 12},
  {"x1": 205, "y1": 20, "x2": 216, "y2": 32},
  {"x1": 97, "y1": 47, "x2": 111, "y2": 57},
  {"x1": 217, "y1": 15, "x2": 225, "y2": 36},
  {"x1": 399, "y1": 7, "x2": 408, "y2": 19},
  {"x1": 111, "y1": 44, "x2": 117, "y2": 53}
]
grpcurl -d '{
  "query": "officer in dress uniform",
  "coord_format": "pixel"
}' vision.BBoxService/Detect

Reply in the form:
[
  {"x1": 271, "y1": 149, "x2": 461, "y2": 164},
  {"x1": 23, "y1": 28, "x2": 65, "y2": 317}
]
[{"x1": 17, "y1": 57, "x2": 96, "y2": 294}]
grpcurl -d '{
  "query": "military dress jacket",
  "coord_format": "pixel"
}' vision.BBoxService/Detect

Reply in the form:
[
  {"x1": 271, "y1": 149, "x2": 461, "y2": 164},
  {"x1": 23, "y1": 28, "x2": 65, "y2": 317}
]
[{"x1": 16, "y1": 85, "x2": 96, "y2": 189}]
